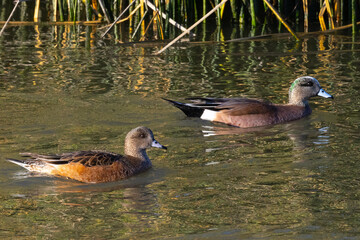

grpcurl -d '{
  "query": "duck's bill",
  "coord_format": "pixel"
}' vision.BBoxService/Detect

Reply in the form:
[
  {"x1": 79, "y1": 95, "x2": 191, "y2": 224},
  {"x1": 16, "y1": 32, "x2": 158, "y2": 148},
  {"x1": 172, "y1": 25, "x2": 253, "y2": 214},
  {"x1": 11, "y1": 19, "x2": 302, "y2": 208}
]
[
  {"x1": 317, "y1": 88, "x2": 334, "y2": 99},
  {"x1": 152, "y1": 140, "x2": 167, "y2": 150}
]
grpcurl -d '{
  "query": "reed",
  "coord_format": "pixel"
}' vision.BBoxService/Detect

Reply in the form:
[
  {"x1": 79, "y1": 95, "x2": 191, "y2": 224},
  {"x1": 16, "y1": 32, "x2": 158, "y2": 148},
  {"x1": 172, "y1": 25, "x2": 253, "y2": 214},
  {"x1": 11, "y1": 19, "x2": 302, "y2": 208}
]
[
  {"x1": 0, "y1": 0, "x2": 359, "y2": 40},
  {"x1": 352, "y1": 0, "x2": 358, "y2": 34},
  {"x1": 58, "y1": 0, "x2": 64, "y2": 21},
  {"x1": 303, "y1": 0, "x2": 308, "y2": 32},
  {"x1": 249, "y1": 0, "x2": 256, "y2": 27},
  {"x1": 34, "y1": 0, "x2": 40, "y2": 22}
]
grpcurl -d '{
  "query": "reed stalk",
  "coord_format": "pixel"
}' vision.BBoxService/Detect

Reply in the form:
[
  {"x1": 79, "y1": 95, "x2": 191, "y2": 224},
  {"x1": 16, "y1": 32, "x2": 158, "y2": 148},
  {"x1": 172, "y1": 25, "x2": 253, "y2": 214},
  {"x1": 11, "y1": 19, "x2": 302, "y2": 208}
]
[
  {"x1": 141, "y1": 0, "x2": 146, "y2": 34},
  {"x1": 52, "y1": 0, "x2": 57, "y2": 21},
  {"x1": 178, "y1": 0, "x2": 182, "y2": 23},
  {"x1": 73, "y1": 0, "x2": 77, "y2": 22},
  {"x1": 113, "y1": 0, "x2": 117, "y2": 17},
  {"x1": 156, "y1": 0, "x2": 228, "y2": 55},
  {"x1": 1, "y1": 0, "x2": 358, "y2": 42},
  {"x1": 296, "y1": 1, "x2": 301, "y2": 26},
  {"x1": 348, "y1": 0, "x2": 351, "y2": 23},
  {"x1": 239, "y1": 4, "x2": 244, "y2": 25},
  {"x1": 58, "y1": 0, "x2": 64, "y2": 21},
  {"x1": 98, "y1": 0, "x2": 111, "y2": 23},
  {"x1": 203, "y1": 0, "x2": 206, "y2": 24},
  {"x1": 145, "y1": 1, "x2": 193, "y2": 35},
  {"x1": 341, "y1": 0, "x2": 344, "y2": 24},
  {"x1": 85, "y1": 0, "x2": 92, "y2": 21},
  {"x1": 324, "y1": 0, "x2": 334, "y2": 29},
  {"x1": 220, "y1": 1, "x2": 226, "y2": 19},
  {"x1": 230, "y1": 0, "x2": 237, "y2": 22},
  {"x1": 20, "y1": 1, "x2": 26, "y2": 22},
  {"x1": 263, "y1": 0, "x2": 299, "y2": 40},
  {"x1": 172, "y1": 0, "x2": 176, "y2": 24},
  {"x1": 194, "y1": 0, "x2": 198, "y2": 22},
  {"x1": 140, "y1": 10, "x2": 158, "y2": 41},
  {"x1": 303, "y1": 0, "x2": 308, "y2": 32},
  {"x1": 102, "y1": 0, "x2": 136, "y2": 37},
  {"x1": 216, "y1": 0, "x2": 221, "y2": 26},
  {"x1": 157, "y1": 14, "x2": 164, "y2": 39},
  {"x1": 77, "y1": 0, "x2": 81, "y2": 21},
  {"x1": 0, "y1": 1, "x2": 5, "y2": 21},
  {"x1": 182, "y1": 0, "x2": 186, "y2": 24},
  {"x1": 34, "y1": 0, "x2": 40, "y2": 22},
  {"x1": 157, "y1": 0, "x2": 163, "y2": 32},
  {"x1": 131, "y1": 0, "x2": 147, "y2": 39},
  {"x1": 319, "y1": 2, "x2": 327, "y2": 30},
  {"x1": 67, "y1": 0, "x2": 72, "y2": 21},
  {"x1": 91, "y1": 0, "x2": 101, "y2": 19},
  {"x1": 0, "y1": 0, "x2": 21, "y2": 36},
  {"x1": 187, "y1": 0, "x2": 193, "y2": 24},
  {"x1": 278, "y1": 0, "x2": 282, "y2": 32},
  {"x1": 249, "y1": 0, "x2": 256, "y2": 27},
  {"x1": 352, "y1": 0, "x2": 357, "y2": 34},
  {"x1": 334, "y1": 0, "x2": 340, "y2": 26},
  {"x1": 165, "y1": 0, "x2": 170, "y2": 36}
]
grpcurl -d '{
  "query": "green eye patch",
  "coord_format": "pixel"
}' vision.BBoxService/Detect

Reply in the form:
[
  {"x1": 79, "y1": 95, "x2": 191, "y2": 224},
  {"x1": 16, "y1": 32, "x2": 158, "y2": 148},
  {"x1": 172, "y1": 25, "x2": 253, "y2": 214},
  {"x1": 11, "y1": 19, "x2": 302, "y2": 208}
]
[{"x1": 289, "y1": 79, "x2": 300, "y2": 92}]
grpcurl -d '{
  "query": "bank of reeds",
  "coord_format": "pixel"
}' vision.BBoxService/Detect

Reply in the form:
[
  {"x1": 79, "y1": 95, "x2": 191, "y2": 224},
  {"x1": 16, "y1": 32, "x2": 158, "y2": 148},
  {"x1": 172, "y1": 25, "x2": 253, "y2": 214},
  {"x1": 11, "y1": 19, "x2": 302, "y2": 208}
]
[{"x1": 0, "y1": 0, "x2": 359, "y2": 40}]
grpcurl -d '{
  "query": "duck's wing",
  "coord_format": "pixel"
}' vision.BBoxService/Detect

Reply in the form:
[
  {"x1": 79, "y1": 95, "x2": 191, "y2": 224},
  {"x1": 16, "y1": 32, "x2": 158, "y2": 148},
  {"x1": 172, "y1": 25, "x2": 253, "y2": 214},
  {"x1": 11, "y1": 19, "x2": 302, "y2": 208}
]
[
  {"x1": 186, "y1": 97, "x2": 277, "y2": 116},
  {"x1": 18, "y1": 151, "x2": 122, "y2": 167}
]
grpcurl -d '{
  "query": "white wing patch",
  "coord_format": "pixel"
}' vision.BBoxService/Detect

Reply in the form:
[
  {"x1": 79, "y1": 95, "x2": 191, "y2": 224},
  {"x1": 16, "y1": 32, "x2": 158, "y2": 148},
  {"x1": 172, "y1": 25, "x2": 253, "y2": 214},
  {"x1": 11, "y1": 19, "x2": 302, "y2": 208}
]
[{"x1": 201, "y1": 109, "x2": 217, "y2": 121}]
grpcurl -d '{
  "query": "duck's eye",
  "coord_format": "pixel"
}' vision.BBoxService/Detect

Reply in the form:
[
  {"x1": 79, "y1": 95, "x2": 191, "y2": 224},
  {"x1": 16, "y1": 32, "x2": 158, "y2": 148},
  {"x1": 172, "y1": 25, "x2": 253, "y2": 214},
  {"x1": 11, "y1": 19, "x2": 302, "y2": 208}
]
[
  {"x1": 139, "y1": 133, "x2": 146, "y2": 138},
  {"x1": 300, "y1": 81, "x2": 313, "y2": 87}
]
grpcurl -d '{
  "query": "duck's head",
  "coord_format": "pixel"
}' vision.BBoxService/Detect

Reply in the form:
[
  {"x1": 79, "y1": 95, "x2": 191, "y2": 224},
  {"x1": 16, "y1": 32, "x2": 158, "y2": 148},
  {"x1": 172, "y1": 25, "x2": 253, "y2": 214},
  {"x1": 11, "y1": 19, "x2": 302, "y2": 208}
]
[
  {"x1": 125, "y1": 126, "x2": 167, "y2": 152},
  {"x1": 288, "y1": 76, "x2": 333, "y2": 106}
]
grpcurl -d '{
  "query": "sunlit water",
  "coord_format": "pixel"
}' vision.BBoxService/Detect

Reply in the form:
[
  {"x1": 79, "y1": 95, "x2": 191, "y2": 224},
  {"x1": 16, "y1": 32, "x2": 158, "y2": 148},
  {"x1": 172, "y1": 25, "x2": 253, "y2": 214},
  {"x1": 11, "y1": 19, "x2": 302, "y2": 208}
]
[{"x1": 0, "y1": 25, "x2": 360, "y2": 239}]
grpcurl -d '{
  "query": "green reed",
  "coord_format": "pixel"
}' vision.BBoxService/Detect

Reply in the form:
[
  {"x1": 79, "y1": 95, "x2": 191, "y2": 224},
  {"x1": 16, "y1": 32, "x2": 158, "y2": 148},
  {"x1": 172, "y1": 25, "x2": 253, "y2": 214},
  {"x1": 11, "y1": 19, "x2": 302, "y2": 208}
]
[
  {"x1": 0, "y1": 0, "x2": 359, "y2": 38},
  {"x1": 353, "y1": 0, "x2": 358, "y2": 34}
]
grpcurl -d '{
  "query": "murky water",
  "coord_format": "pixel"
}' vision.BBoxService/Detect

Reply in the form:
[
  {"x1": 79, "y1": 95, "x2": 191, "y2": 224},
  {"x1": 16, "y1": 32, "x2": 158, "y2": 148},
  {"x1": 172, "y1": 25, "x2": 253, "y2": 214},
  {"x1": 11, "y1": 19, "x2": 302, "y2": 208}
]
[{"x1": 1, "y1": 25, "x2": 360, "y2": 239}]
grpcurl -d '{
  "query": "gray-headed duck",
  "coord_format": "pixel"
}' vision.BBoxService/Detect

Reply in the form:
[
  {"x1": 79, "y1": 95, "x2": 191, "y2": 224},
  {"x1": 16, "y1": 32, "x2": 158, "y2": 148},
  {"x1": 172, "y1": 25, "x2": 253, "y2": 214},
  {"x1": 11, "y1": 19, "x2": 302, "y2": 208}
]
[
  {"x1": 163, "y1": 76, "x2": 333, "y2": 128},
  {"x1": 6, "y1": 126, "x2": 167, "y2": 183}
]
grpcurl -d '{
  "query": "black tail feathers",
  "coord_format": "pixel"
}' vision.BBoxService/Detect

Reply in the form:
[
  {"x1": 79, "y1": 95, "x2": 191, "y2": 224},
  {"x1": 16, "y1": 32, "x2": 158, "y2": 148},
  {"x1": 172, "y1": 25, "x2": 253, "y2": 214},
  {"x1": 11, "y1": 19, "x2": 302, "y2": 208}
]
[{"x1": 162, "y1": 98, "x2": 204, "y2": 118}]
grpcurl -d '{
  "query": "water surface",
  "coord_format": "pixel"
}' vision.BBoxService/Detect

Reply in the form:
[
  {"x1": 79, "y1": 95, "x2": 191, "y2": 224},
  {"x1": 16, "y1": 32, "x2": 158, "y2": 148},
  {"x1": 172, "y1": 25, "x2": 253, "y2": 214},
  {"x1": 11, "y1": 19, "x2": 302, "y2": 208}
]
[{"x1": 0, "y1": 26, "x2": 360, "y2": 239}]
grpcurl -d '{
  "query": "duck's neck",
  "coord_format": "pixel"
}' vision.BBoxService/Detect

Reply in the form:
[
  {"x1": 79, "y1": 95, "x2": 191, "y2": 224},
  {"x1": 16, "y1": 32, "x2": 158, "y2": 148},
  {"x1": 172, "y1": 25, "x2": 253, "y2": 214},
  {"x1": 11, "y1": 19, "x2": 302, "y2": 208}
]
[
  {"x1": 125, "y1": 146, "x2": 152, "y2": 168},
  {"x1": 288, "y1": 99, "x2": 308, "y2": 107},
  {"x1": 289, "y1": 94, "x2": 309, "y2": 107}
]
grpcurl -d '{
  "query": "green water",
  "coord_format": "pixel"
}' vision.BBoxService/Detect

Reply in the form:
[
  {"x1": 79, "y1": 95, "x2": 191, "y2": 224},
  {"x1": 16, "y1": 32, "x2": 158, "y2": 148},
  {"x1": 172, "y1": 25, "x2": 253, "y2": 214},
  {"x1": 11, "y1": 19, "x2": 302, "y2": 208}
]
[{"x1": 0, "y1": 26, "x2": 360, "y2": 239}]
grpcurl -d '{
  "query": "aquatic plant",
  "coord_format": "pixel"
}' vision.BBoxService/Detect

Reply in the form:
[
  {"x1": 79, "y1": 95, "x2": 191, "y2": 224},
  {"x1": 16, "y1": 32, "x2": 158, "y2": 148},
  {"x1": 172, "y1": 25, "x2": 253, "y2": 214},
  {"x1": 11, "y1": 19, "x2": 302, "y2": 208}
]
[{"x1": 0, "y1": 0, "x2": 359, "y2": 40}]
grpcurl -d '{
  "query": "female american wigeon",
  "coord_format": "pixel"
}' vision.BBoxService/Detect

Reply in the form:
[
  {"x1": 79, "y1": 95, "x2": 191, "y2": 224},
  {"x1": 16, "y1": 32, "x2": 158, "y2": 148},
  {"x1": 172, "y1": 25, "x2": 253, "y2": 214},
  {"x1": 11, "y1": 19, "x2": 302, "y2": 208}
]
[
  {"x1": 6, "y1": 126, "x2": 167, "y2": 183},
  {"x1": 163, "y1": 76, "x2": 333, "y2": 128}
]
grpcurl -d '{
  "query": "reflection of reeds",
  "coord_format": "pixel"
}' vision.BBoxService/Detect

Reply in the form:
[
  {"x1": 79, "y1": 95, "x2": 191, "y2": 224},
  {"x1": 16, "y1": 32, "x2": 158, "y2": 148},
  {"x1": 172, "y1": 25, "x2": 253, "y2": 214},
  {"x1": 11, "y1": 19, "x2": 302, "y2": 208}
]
[{"x1": 0, "y1": 0, "x2": 359, "y2": 39}]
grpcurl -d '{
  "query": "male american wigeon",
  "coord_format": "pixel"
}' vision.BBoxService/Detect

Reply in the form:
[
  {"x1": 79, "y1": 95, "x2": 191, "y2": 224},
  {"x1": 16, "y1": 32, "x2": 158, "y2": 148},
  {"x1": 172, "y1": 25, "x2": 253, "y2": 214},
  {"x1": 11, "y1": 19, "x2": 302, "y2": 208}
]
[
  {"x1": 6, "y1": 126, "x2": 167, "y2": 183},
  {"x1": 163, "y1": 76, "x2": 333, "y2": 128}
]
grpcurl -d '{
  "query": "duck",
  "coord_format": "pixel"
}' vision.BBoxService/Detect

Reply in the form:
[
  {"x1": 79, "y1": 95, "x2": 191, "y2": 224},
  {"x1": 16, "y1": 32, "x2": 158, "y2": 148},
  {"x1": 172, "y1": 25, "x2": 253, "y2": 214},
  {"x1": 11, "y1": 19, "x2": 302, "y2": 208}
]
[
  {"x1": 163, "y1": 76, "x2": 333, "y2": 128},
  {"x1": 6, "y1": 126, "x2": 167, "y2": 183}
]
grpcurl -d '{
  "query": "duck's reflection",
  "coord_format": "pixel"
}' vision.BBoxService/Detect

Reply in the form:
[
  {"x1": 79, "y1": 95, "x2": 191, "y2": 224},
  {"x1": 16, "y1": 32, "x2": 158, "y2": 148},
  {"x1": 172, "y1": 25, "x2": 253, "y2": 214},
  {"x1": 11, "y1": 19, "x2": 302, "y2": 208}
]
[
  {"x1": 1, "y1": 167, "x2": 166, "y2": 239},
  {"x1": 201, "y1": 125, "x2": 272, "y2": 137},
  {"x1": 200, "y1": 115, "x2": 333, "y2": 154},
  {"x1": 8, "y1": 165, "x2": 166, "y2": 193},
  {"x1": 4, "y1": 166, "x2": 167, "y2": 236}
]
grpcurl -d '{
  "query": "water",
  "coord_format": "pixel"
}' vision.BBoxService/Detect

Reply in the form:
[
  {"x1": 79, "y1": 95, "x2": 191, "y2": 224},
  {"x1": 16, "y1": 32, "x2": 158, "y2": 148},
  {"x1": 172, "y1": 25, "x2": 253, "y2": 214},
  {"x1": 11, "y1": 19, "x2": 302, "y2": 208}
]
[{"x1": 1, "y1": 25, "x2": 360, "y2": 239}]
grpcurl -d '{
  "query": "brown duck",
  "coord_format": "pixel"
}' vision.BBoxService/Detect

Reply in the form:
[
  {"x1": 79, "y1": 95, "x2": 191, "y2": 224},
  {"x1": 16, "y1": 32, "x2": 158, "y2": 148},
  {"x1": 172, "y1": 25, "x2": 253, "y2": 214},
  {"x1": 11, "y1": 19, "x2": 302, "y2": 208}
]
[{"x1": 6, "y1": 126, "x2": 167, "y2": 183}]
